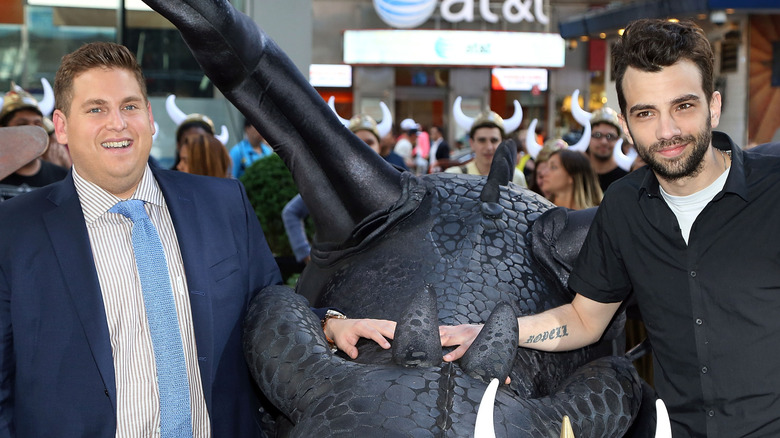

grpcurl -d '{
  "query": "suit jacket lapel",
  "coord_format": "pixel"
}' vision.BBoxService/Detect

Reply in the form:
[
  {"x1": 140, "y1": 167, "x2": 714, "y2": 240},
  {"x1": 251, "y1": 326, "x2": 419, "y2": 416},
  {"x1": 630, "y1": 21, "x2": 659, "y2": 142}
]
[
  {"x1": 153, "y1": 168, "x2": 215, "y2": 409},
  {"x1": 43, "y1": 174, "x2": 117, "y2": 410}
]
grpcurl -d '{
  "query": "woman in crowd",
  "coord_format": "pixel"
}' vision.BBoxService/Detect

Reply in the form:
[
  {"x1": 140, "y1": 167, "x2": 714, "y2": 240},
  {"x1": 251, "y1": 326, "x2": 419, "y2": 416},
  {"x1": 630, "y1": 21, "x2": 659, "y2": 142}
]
[
  {"x1": 541, "y1": 148, "x2": 602, "y2": 210},
  {"x1": 528, "y1": 138, "x2": 567, "y2": 199},
  {"x1": 176, "y1": 133, "x2": 232, "y2": 178}
]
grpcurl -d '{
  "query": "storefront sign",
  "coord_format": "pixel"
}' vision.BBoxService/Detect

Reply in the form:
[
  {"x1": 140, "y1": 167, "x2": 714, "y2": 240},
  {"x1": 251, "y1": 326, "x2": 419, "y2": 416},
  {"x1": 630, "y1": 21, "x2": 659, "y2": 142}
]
[
  {"x1": 373, "y1": 0, "x2": 548, "y2": 29},
  {"x1": 491, "y1": 68, "x2": 548, "y2": 91},
  {"x1": 309, "y1": 64, "x2": 353, "y2": 87},
  {"x1": 343, "y1": 29, "x2": 564, "y2": 68}
]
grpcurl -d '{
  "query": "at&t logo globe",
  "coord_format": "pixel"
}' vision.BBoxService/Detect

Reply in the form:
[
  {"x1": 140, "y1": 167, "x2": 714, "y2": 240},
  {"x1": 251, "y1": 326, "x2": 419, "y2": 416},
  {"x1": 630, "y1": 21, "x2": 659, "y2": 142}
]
[
  {"x1": 373, "y1": 0, "x2": 548, "y2": 29},
  {"x1": 373, "y1": 0, "x2": 438, "y2": 29}
]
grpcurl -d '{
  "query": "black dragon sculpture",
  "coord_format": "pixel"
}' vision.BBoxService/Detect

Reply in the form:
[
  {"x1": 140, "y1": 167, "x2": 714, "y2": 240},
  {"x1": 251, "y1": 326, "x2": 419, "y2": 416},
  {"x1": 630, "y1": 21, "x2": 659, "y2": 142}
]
[{"x1": 140, "y1": 1, "x2": 658, "y2": 436}]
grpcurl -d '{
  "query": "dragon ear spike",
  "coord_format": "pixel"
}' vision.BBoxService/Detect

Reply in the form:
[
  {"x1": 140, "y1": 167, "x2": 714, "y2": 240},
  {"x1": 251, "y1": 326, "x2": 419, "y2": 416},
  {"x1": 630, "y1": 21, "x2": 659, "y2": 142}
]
[
  {"x1": 474, "y1": 378, "x2": 499, "y2": 438},
  {"x1": 390, "y1": 285, "x2": 442, "y2": 368},
  {"x1": 526, "y1": 119, "x2": 543, "y2": 160},
  {"x1": 480, "y1": 139, "x2": 517, "y2": 207},
  {"x1": 459, "y1": 302, "x2": 518, "y2": 384},
  {"x1": 613, "y1": 138, "x2": 637, "y2": 171},
  {"x1": 216, "y1": 124, "x2": 230, "y2": 146},
  {"x1": 38, "y1": 78, "x2": 55, "y2": 117},
  {"x1": 327, "y1": 96, "x2": 350, "y2": 127},
  {"x1": 376, "y1": 101, "x2": 393, "y2": 138},
  {"x1": 165, "y1": 94, "x2": 187, "y2": 126},
  {"x1": 453, "y1": 96, "x2": 475, "y2": 132},
  {"x1": 502, "y1": 100, "x2": 523, "y2": 134}
]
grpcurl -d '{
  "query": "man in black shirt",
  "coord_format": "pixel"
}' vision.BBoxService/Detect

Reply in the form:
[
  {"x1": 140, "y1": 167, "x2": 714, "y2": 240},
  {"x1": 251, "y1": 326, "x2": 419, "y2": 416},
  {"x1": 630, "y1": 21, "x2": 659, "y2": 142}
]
[{"x1": 440, "y1": 19, "x2": 780, "y2": 437}]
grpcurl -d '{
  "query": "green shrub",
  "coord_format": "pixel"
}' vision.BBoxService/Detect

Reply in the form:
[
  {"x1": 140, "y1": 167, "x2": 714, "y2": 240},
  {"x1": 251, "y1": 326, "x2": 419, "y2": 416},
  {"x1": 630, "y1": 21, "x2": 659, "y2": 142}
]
[{"x1": 240, "y1": 153, "x2": 304, "y2": 257}]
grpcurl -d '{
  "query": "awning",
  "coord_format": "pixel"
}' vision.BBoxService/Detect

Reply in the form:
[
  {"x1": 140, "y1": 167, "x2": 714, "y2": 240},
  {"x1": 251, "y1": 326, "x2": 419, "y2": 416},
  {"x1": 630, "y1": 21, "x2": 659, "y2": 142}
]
[{"x1": 559, "y1": 0, "x2": 780, "y2": 39}]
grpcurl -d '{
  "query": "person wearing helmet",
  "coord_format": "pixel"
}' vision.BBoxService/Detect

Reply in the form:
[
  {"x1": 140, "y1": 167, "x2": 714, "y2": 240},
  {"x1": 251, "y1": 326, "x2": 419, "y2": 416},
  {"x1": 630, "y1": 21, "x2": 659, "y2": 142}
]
[{"x1": 586, "y1": 107, "x2": 628, "y2": 192}]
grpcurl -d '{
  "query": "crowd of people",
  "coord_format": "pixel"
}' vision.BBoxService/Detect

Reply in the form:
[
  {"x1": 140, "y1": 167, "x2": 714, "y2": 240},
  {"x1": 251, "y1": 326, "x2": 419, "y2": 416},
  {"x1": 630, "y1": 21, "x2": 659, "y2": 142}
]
[{"x1": 1, "y1": 16, "x2": 779, "y2": 437}]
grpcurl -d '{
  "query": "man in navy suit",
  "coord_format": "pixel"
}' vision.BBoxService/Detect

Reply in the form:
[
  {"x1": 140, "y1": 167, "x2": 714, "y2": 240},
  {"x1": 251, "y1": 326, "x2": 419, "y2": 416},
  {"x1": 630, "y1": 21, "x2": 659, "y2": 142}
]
[{"x1": 0, "y1": 42, "x2": 394, "y2": 437}]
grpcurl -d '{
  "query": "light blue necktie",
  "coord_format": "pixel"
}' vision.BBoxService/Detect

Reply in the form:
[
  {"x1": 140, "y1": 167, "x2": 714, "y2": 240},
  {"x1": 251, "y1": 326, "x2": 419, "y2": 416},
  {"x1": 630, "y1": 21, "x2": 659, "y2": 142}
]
[{"x1": 110, "y1": 199, "x2": 192, "y2": 437}]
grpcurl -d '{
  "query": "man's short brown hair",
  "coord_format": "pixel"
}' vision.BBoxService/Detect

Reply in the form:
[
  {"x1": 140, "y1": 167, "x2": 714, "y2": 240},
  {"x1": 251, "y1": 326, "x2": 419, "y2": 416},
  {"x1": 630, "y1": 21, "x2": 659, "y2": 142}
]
[{"x1": 54, "y1": 42, "x2": 147, "y2": 116}]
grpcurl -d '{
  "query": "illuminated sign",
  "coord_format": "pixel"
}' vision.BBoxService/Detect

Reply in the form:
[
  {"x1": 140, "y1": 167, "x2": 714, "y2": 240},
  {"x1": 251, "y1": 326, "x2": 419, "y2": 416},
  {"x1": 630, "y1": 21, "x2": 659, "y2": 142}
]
[
  {"x1": 372, "y1": 0, "x2": 548, "y2": 29},
  {"x1": 343, "y1": 30, "x2": 564, "y2": 68},
  {"x1": 491, "y1": 68, "x2": 547, "y2": 91},
  {"x1": 309, "y1": 64, "x2": 353, "y2": 87}
]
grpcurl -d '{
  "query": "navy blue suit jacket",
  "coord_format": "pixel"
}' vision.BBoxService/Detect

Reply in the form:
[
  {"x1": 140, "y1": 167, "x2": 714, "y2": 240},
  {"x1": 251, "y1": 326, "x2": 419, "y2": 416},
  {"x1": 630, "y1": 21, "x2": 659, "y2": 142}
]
[{"x1": 0, "y1": 165, "x2": 282, "y2": 437}]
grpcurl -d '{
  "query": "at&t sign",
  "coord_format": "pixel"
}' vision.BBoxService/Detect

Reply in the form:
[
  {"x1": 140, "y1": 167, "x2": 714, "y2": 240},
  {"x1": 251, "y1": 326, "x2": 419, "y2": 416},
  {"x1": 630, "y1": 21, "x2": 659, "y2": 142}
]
[{"x1": 373, "y1": 0, "x2": 549, "y2": 29}]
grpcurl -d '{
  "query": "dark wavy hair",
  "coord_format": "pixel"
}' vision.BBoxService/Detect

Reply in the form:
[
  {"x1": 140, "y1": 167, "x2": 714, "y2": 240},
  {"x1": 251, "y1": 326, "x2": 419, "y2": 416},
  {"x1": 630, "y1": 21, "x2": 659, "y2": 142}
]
[{"x1": 612, "y1": 19, "x2": 715, "y2": 116}]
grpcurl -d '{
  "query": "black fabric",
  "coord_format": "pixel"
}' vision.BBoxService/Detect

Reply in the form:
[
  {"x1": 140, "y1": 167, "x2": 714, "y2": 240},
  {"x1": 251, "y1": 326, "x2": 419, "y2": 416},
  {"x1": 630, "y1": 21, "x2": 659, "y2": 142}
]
[
  {"x1": 569, "y1": 131, "x2": 780, "y2": 437},
  {"x1": 0, "y1": 160, "x2": 68, "y2": 188},
  {"x1": 597, "y1": 165, "x2": 628, "y2": 192}
]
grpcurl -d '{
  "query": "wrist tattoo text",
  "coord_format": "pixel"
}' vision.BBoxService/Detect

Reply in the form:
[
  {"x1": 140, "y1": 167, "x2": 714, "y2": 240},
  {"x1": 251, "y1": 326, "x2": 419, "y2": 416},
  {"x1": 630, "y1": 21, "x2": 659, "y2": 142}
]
[{"x1": 524, "y1": 325, "x2": 568, "y2": 344}]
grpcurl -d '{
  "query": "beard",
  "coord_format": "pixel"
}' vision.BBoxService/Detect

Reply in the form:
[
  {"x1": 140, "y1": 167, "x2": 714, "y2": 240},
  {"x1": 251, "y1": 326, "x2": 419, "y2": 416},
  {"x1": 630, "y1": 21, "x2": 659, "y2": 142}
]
[{"x1": 634, "y1": 119, "x2": 712, "y2": 182}]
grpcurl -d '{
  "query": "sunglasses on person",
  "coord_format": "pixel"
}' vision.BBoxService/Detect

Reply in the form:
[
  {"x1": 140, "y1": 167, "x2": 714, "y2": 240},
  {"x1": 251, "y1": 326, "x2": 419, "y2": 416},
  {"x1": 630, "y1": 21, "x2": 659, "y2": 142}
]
[{"x1": 591, "y1": 132, "x2": 619, "y2": 141}]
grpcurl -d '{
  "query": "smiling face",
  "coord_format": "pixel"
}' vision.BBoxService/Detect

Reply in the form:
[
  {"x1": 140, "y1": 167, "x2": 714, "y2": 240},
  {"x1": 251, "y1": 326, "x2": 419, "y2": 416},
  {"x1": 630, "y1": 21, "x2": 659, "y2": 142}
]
[
  {"x1": 588, "y1": 122, "x2": 620, "y2": 162},
  {"x1": 53, "y1": 67, "x2": 155, "y2": 198},
  {"x1": 620, "y1": 60, "x2": 721, "y2": 186}
]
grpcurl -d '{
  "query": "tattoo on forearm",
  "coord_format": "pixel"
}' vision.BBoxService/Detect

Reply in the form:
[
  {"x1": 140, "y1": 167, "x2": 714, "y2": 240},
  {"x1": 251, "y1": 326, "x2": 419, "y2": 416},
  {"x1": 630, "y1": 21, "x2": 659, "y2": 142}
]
[{"x1": 524, "y1": 325, "x2": 569, "y2": 344}]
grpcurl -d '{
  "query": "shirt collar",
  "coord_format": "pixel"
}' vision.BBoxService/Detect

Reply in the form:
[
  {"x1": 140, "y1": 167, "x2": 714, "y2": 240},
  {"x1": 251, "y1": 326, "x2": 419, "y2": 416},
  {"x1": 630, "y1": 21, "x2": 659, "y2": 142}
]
[
  {"x1": 638, "y1": 131, "x2": 748, "y2": 201},
  {"x1": 73, "y1": 164, "x2": 165, "y2": 224}
]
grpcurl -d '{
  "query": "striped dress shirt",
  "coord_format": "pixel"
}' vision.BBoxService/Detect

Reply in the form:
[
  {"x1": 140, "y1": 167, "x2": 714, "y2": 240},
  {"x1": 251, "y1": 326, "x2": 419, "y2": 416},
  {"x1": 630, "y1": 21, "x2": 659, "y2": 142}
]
[{"x1": 73, "y1": 165, "x2": 211, "y2": 437}]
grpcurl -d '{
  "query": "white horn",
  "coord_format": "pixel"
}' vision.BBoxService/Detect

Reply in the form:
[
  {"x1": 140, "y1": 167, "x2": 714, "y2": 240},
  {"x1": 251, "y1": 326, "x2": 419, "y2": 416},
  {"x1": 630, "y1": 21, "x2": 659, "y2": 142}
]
[
  {"x1": 568, "y1": 90, "x2": 592, "y2": 153},
  {"x1": 38, "y1": 78, "x2": 55, "y2": 117},
  {"x1": 526, "y1": 119, "x2": 543, "y2": 160},
  {"x1": 570, "y1": 89, "x2": 592, "y2": 127},
  {"x1": 376, "y1": 101, "x2": 393, "y2": 138},
  {"x1": 502, "y1": 100, "x2": 523, "y2": 134},
  {"x1": 216, "y1": 125, "x2": 230, "y2": 146},
  {"x1": 453, "y1": 96, "x2": 475, "y2": 132},
  {"x1": 327, "y1": 96, "x2": 350, "y2": 128},
  {"x1": 165, "y1": 95, "x2": 187, "y2": 126},
  {"x1": 654, "y1": 398, "x2": 673, "y2": 438},
  {"x1": 613, "y1": 138, "x2": 638, "y2": 171},
  {"x1": 474, "y1": 378, "x2": 499, "y2": 438}
]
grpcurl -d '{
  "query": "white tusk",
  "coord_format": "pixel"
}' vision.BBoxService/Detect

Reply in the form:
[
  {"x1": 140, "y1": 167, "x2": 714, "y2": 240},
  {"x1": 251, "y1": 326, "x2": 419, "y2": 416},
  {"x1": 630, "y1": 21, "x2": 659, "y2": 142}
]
[
  {"x1": 165, "y1": 95, "x2": 187, "y2": 126},
  {"x1": 38, "y1": 78, "x2": 55, "y2": 117},
  {"x1": 216, "y1": 125, "x2": 229, "y2": 146},
  {"x1": 376, "y1": 101, "x2": 393, "y2": 138},
  {"x1": 526, "y1": 119, "x2": 543, "y2": 160},
  {"x1": 453, "y1": 96, "x2": 475, "y2": 132},
  {"x1": 654, "y1": 398, "x2": 672, "y2": 438},
  {"x1": 474, "y1": 378, "x2": 499, "y2": 438},
  {"x1": 502, "y1": 100, "x2": 523, "y2": 134},
  {"x1": 327, "y1": 96, "x2": 350, "y2": 127}
]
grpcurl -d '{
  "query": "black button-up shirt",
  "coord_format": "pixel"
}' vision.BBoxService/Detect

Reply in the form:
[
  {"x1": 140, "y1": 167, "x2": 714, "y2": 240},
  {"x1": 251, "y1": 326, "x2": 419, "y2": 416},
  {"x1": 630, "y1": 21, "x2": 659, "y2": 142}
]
[{"x1": 568, "y1": 132, "x2": 780, "y2": 437}]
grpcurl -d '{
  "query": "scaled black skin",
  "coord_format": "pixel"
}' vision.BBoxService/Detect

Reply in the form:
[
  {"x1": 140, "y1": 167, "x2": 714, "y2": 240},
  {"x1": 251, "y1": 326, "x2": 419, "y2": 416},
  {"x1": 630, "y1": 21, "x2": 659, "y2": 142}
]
[{"x1": 141, "y1": 0, "x2": 655, "y2": 436}]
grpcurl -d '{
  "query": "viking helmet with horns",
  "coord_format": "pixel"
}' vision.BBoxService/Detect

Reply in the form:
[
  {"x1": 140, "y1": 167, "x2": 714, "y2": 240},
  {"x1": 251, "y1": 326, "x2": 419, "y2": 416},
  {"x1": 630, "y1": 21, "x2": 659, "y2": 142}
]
[
  {"x1": 165, "y1": 95, "x2": 229, "y2": 145},
  {"x1": 0, "y1": 79, "x2": 55, "y2": 126},
  {"x1": 328, "y1": 96, "x2": 392, "y2": 142},
  {"x1": 452, "y1": 96, "x2": 522, "y2": 139}
]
